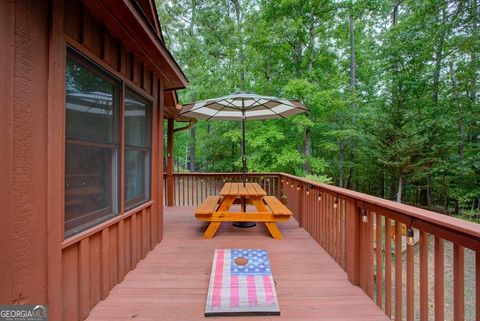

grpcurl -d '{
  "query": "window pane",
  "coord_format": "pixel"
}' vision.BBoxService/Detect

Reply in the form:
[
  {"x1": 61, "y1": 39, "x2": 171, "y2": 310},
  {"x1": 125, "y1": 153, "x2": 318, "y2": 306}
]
[
  {"x1": 125, "y1": 149, "x2": 150, "y2": 205},
  {"x1": 64, "y1": 49, "x2": 119, "y2": 239},
  {"x1": 125, "y1": 89, "x2": 151, "y2": 147},
  {"x1": 66, "y1": 58, "x2": 116, "y2": 143},
  {"x1": 65, "y1": 143, "x2": 116, "y2": 237},
  {"x1": 124, "y1": 88, "x2": 151, "y2": 209}
]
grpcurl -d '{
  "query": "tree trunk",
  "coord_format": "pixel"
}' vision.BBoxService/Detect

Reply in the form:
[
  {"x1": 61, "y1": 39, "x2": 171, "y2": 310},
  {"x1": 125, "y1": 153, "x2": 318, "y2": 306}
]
[
  {"x1": 339, "y1": 141, "x2": 344, "y2": 188},
  {"x1": 443, "y1": 174, "x2": 449, "y2": 214},
  {"x1": 231, "y1": 143, "x2": 236, "y2": 172},
  {"x1": 232, "y1": 0, "x2": 246, "y2": 91},
  {"x1": 189, "y1": 0, "x2": 196, "y2": 36},
  {"x1": 396, "y1": 174, "x2": 402, "y2": 203},
  {"x1": 303, "y1": 127, "x2": 312, "y2": 174},
  {"x1": 381, "y1": 170, "x2": 386, "y2": 198},
  {"x1": 349, "y1": 13, "x2": 357, "y2": 110},
  {"x1": 188, "y1": 126, "x2": 196, "y2": 172},
  {"x1": 391, "y1": 0, "x2": 400, "y2": 100},
  {"x1": 470, "y1": 0, "x2": 478, "y2": 105},
  {"x1": 307, "y1": 12, "x2": 316, "y2": 73},
  {"x1": 346, "y1": 13, "x2": 357, "y2": 190},
  {"x1": 427, "y1": 175, "x2": 431, "y2": 208},
  {"x1": 432, "y1": 0, "x2": 446, "y2": 105},
  {"x1": 449, "y1": 62, "x2": 465, "y2": 157}
]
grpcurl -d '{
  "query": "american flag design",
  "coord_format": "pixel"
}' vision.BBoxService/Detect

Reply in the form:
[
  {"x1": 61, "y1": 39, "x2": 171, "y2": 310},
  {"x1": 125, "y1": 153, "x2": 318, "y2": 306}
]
[{"x1": 205, "y1": 249, "x2": 280, "y2": 316}]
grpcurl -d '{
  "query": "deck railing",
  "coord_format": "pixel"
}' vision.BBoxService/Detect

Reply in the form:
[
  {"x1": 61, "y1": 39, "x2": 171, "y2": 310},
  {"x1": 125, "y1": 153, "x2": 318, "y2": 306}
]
[
  {"x1": 163, "y1": 172, "x2": 281, "y2": 206},
  {"x1": 165, "y1": 172, "x2": 479, "y2": 321}
]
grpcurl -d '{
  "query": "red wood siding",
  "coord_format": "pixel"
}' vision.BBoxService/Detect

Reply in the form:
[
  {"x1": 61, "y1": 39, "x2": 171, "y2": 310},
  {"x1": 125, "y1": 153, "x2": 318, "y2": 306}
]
[
  {"x1": 0, "y1": 1, "x2": 167, "y2": 320},
  {"x1": 0, "y1": 0, "x2": 50, "y2": 306},
  {"x1": 60, "y1": 3, "x2": 165, "y2": 320}
]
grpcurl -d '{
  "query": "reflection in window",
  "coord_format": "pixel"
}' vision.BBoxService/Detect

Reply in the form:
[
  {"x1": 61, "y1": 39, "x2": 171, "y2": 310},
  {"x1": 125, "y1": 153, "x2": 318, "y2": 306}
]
[
  {"x1": 65, "y1": 50, "x2": 119, "y2": 238},
  {"x1": 124, "y1": 89, "x2": 151, "y2": 209}
]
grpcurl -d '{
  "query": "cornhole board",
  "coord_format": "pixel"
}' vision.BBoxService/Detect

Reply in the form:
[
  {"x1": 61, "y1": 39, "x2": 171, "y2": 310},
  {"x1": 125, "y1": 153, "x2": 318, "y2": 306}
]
[{"x1": 205, "y1": 249, "x2": 280, "y2": 317}]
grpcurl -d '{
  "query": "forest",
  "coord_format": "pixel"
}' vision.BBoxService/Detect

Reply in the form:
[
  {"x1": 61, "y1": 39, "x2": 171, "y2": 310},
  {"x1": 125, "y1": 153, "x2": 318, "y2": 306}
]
[{"x1": 157, "y1": 0, "x2": 479, "y2": 220}]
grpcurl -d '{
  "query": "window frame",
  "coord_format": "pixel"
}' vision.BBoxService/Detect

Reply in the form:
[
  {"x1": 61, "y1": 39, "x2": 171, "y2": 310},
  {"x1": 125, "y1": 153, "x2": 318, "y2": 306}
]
[
  {"x1": 64, "y1": 47, "x2": 122, "y2": 239},
  {"x1": 124, "y1": 87, "x2": 153, "y2": 210}
]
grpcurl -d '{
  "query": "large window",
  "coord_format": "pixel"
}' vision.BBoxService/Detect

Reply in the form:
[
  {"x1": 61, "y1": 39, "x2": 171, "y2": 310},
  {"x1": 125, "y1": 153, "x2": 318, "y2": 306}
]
[
  {"x1": 65, "y1": 50, "x2": 120, "y2": 238},
  {"x1": 124, "y1": 89, "x2": 152, "y2": 209},
  {"x1": 64, "y1": 48, "x2": 152, "y2": 238}
]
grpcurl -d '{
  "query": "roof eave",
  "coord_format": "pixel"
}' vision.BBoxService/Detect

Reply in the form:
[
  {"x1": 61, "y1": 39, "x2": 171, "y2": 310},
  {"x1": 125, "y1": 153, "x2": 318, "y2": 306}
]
[{"x1": 85, "y1": 0, "x2": 188, "y2": 90}]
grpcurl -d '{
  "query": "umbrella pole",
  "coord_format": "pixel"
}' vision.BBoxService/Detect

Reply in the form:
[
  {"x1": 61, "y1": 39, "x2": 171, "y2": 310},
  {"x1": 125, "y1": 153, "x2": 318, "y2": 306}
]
[
  {"x1": 233, "y1": 107, "x2": 256, "y2": 228},
  {"x1": 242, "y1": 111, "x2": 246, "y2": 187}
]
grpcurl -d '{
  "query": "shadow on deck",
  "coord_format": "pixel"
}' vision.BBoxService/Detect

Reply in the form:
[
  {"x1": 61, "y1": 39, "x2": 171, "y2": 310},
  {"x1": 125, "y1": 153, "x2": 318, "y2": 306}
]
[{"x1": 86, "y1": 206, "x2": 389, "y2": 321}]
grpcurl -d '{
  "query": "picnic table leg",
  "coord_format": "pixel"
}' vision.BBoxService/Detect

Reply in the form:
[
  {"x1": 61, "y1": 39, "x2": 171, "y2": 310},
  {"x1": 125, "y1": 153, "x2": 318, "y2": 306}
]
[
  {"x1": 217, "y1": 196, "x2": 235, "y2": 212},
  {"x1": 204, "y1": 222, "x2": 221, "y2": 239},
  {"x1": 265, "y1": 222, "x2": 283, "y2": 240},
  {"x1": 251, "y1": 197, "x2": 268, "y2": 212}
]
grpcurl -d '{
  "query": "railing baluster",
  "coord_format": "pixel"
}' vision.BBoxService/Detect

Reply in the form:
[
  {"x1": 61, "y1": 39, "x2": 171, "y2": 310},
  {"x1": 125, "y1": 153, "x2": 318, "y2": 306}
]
[
  {"x1": 477, "y1": 251, "x2": 480, "y2": 321},
  {"x1": 195, "y1": 176, "x2": 198, "y2": 206},
  {"x1": 182, "y1": 175, "x2": 185, "y2": 206},
  {"x1": 331, "y1": 198, "x2": 338, "y2": 261},
  {"x1": 174, "y1": 176, "x2": 178, "y2": 206},
  {"x1": 326, "y1": 193, "x2": 330, "y2": 254},
  {"x1": 454, "y1": 244, "x2": 465, "y2": 321},
  {"x1": 323, "y1": 192, "x2": 327, "y2": 250},
  {"x1": 434, "y1": 237, "x2": 444, "y2": 321},
  {"x1": 395, "y1": 221, "x2": 402, "y2": 321},
  {"x1": 188, "y1": 176, "x2": 191, "y2": 206},
  {"x1": 407, "y1": 226, "x2": 414, "y2": 321},
  {"x1": 342, "y1": 200, "x2": 348, "y2": 270},
  {"x1": 376, "y1": 213, "x2": 383, "y2": 309},
  {"x1": 335, "y1": 199, "x2": 342, "y2": 265},
  {"x1": 366, "y1": 210, "x2": 374, "y2": 298},
  {"x1": 419, "y1": 231, "x2": 428, "y2": 321},
  {"x1": 385, "y1": 217, "x2": 392, "y2": 318},
  {"x1": 297, "y1": 181, "x2": 302, "y2": 227},
  {"x1": 315, "y1": 190, "x2": 319, "y2": 245}
]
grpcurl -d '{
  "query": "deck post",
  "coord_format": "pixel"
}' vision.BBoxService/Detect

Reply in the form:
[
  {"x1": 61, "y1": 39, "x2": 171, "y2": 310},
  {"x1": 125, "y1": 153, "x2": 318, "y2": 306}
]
[
  {"x1": 166, "y1": 118, "x2": 174, "y2": 206},
  {"x1": 345, "y1": 201, "x2": 361, "y2": 285}
]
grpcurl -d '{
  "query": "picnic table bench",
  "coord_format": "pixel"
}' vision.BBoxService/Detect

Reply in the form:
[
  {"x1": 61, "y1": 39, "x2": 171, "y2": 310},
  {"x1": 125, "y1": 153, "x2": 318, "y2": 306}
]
[{"x1": 194, "y1": 182, "x2": 292, "y2": 239}]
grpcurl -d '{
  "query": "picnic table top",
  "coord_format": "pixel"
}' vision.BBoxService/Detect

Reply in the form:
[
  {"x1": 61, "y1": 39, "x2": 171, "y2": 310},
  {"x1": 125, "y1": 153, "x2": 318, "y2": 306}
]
[{"x1": 219, "y1": 182, "x2": 267, "y2": 197}]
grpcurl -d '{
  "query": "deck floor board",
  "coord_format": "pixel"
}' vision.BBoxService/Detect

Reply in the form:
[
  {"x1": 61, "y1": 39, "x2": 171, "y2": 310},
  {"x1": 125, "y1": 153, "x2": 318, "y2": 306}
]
[{"x1": 86, "y1": 206, "x2": 389, "y2": 321}]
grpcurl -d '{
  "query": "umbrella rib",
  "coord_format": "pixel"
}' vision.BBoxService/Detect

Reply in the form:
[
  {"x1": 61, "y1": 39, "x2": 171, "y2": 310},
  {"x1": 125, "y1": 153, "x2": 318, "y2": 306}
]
[
  {"x1": 205, "y1": 104, "x2": 229, "y2": 121},
  {"x1": 179, "y1": 100, "x2": 220, "y2": 115},
  {"x1": 266, "y1": 97, "x2": 308, "y2": 110},
  {"x1": 180, "y1": 97, "x2": 240, "y2": 115},
  {"x1": 247, "y1": 102, "x2": 287, "y2": 119},
  {"x1": 244, "y1": 98, "x2": 265, "y2": 111}
]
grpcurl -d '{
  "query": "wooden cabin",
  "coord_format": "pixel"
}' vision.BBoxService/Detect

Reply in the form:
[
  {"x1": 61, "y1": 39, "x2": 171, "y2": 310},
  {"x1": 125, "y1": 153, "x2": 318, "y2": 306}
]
[
  {"x1": 1, "y1": 1, "x2": 479, "y2": 321},
  {"x1": 1, "y1": 1, "x2": 186, "y2": 320}
]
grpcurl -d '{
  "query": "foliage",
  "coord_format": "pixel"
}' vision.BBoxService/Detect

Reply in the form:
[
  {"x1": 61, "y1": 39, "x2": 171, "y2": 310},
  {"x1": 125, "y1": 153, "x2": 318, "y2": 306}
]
[{"x1": 157, "y1": 0, "x2": 479, "y2": 216}]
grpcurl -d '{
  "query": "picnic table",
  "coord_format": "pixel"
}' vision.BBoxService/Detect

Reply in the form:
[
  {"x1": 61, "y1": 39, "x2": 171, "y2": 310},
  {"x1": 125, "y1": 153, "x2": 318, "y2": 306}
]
[{"x1": 194, "y1": 182, "x2": 292, "y2": 239}]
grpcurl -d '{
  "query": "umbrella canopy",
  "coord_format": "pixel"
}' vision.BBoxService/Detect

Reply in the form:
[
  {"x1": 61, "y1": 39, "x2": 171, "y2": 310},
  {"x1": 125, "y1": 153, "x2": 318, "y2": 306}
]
[
  {"x1": 179, "y1": 92, "x2": 308, "y2": 185},
  {"x1": 179, "y1": 92, "x2": 308, "y2": 121}
]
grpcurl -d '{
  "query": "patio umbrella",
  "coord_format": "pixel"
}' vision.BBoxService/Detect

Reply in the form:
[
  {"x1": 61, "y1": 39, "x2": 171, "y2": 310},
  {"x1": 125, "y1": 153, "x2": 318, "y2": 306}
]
[{"x1": 179, "y1": 92, "x2": 308, "y2": 186}]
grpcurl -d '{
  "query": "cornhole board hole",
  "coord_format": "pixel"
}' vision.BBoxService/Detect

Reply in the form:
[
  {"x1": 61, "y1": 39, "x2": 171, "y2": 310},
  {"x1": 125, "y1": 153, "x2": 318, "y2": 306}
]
[{"x1": 205, "y1": 249, "x2": 280, "y2": 317}]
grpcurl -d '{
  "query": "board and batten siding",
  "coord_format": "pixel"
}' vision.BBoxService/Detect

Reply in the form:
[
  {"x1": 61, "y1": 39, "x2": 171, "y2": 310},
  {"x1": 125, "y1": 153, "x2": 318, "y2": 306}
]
[
  {"x1": 0, "y1": 1, "x2": 166, "y2": 320},
  {"x1": 0, "y1": 0, "x2": 50, "y2": 307}
]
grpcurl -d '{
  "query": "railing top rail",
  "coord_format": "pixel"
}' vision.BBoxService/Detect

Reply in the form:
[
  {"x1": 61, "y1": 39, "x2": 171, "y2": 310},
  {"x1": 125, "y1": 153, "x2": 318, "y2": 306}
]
[
  {"x1": 166, "y1": 172, "x2": 279, "y2": 176},
  {"x1": 279, "y1": 172, "x2": 480, "y2": 243}
]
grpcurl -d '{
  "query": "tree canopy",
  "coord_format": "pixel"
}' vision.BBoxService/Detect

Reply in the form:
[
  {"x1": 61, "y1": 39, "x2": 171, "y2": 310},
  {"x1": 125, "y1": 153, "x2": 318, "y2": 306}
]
[{"x1": 157, "y1": 0, "x2": 479, "y2": 219}]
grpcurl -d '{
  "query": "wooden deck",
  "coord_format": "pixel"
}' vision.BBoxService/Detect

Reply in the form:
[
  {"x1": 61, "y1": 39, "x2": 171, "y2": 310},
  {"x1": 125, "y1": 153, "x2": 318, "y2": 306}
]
[{"x1": 86, "y1": 206, "x2": 389, "y2": 321}]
